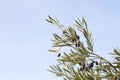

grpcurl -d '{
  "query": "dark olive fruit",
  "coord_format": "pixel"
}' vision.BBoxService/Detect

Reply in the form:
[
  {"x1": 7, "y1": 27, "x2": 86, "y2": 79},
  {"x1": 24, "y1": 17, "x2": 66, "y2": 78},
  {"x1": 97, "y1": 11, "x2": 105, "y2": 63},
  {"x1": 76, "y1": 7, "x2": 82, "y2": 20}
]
[
  {"x1": 89, "y1": 62, "x2": 94, "y2": 68},
  {"x1": 75, "y1": 41, "x2": 80, "y2": 47},
  {"x1": 82, "y1": 63, "x2": 85, "y2": 70},
  {"x1": 75, "y1": 43, "x2": 77, "y2": 47},
  {"x1": 77, "y1": 35, "x2": 80, "y2": 40},
  {"x1": 58, "y1": 53, "x2": 61, "y2": 57},
  {"x1": 77, "y1": 41, "x2": 80, "y2": 47},
  {"x1": 63, "y1": 31, "x2": 66, "y2": 34},
  {"x1": 95, "y1": 61, "x2": 98, "y2": 65},
  {"x1": 80, "y1": 68, "x2": 83, "y2": 71}
]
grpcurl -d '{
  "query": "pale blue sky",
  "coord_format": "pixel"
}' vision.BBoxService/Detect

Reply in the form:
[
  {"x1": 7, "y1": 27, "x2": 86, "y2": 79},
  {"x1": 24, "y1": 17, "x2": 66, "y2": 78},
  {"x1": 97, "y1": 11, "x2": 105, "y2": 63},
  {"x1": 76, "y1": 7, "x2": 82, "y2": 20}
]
[{"x1": 0, "y1": 0, "x2": 120, "y2": 80}]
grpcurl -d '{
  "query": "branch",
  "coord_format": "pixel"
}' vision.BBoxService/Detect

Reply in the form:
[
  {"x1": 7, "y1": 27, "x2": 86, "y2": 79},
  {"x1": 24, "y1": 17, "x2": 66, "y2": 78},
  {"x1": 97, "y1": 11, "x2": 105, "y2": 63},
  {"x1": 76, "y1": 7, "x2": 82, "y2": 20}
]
[{"x1": 89, "y1": 52, "x2": 118, "y2": 72}]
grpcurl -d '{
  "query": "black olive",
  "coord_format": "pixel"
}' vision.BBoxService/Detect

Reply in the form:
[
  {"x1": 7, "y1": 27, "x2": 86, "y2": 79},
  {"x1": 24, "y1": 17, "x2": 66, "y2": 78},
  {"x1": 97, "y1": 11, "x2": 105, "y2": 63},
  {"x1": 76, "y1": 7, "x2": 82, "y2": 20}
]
[
  {"x1": 89, "y1": 62, "x2": 94, "y2": 68},
  {"x1": 75, "y1": 43, "x2": 77, "y2": 47},
  {"x1": 83, "y1": 63, "x2": 85, "y2": 70},
  {"x1": 77, "y1": 35, "x2": 80, "y2": 40},
  {"x1": 57, "y1": 53, "x2": 61, "y2": 57},
  {"x1": 88, "y1": 61, "x2": 95, "y2": 69},
  {"x1": 80, "y1": 67, "x2": 83, "y2": 71},
  {"x1": 75, "y1": 41, "x2": 80, "y2": 47},
  {"x1": 63, "y1": 31, "x2": 66, "y2": 34},
  {"x1": 95, "y1": 61, "x2": 98, "y2": 65},
  {"x1": 77, "y1": 41, "x2": 80, "y2": 47}
]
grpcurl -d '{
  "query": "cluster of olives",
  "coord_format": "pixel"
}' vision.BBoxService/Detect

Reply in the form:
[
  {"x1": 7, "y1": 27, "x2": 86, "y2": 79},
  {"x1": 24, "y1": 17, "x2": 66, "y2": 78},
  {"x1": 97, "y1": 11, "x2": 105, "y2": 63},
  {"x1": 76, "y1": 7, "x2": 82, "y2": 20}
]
[
  {"x1": 71, "y1": 33, "x2": 81, "y2": 47},
  {"x1": 63, "y1": 30, "x2": 81, "y2": 47},
  {"x1": 80, "y1": 61, "x2": 98, "y2": 71},
  {"x1": 57, "y1": 31, "x2": 81, "y2": 57}
]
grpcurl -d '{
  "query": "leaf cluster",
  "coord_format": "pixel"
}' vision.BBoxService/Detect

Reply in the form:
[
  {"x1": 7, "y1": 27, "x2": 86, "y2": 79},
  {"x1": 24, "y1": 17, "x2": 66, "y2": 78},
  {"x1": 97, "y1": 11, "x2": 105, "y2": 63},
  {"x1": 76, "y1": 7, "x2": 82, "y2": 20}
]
[{"x1": 46, "y1": 16, "x2": 120, "y2": 80}]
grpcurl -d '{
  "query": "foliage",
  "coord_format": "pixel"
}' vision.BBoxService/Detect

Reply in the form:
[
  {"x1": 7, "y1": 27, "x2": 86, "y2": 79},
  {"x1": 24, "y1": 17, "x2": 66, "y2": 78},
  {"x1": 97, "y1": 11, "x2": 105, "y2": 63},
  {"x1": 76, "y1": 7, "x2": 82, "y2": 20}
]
[{"x1": 46, "y1": 15, "x2": 120, "y2": 80}]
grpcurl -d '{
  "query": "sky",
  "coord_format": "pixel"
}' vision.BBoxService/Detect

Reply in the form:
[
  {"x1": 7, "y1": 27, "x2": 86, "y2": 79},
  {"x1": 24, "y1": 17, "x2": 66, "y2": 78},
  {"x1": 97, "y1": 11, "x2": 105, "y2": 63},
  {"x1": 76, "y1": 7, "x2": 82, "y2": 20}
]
[{"x1": 0, "y1": 0, "x2": 120, "y2": 80}]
